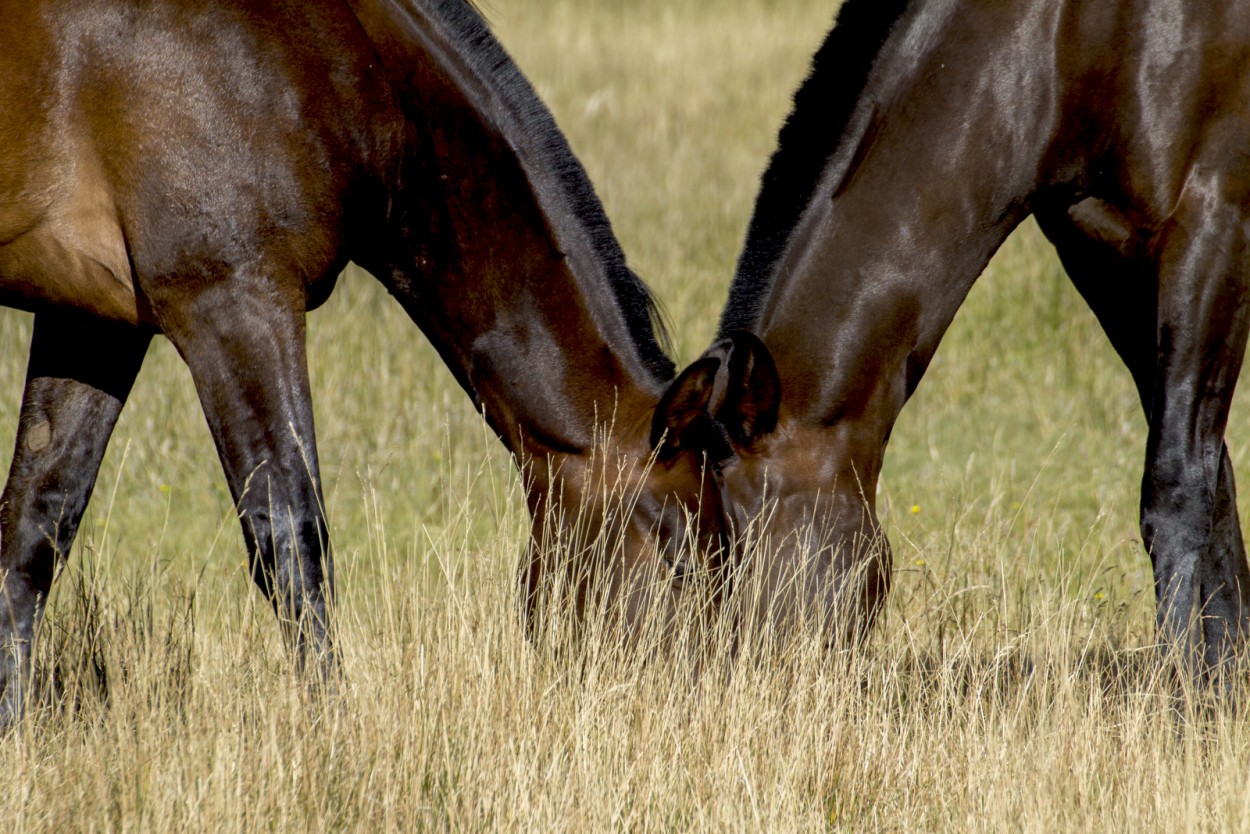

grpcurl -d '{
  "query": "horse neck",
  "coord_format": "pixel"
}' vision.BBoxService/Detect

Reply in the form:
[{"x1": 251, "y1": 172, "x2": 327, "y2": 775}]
[
  {"x1": 347, "y1": 0, "x2": 669, "y2": 462},
  {"x1": 738, "y1": 0, "x2": 1062, "y2": 477}
]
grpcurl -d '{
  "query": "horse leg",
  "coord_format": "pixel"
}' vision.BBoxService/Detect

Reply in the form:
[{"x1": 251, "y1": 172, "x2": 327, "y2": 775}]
[
  {"x1": 1203, "y1": 448, "x2": 1250, "y2": 669},
  {"x1": 1130, "y1": 210, "x2": 1246, "y2": 671},
  {"x1": 0, "y1": 312, "x2": 149, "y2": 728},
  {"x1": 1039, "y1": 200, "x2": 1250, "y2": 677},
  {"x1": 161, "y1": 290, "x2": 334, "y2": 677}
]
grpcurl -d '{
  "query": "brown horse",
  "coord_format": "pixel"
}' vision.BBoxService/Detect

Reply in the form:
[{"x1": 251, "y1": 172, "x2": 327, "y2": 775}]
[
  {"x1": 664, "y1": 0, "x2": 1250, "y2": 674},
  {"x1": 0, "y1": 0, "x2": 723, "y2": 726}
]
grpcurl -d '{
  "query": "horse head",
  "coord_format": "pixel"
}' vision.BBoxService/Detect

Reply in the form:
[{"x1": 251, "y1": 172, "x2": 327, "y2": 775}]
[{"x1": 656, "y1": 332, "x2": 890, "y2": 647}]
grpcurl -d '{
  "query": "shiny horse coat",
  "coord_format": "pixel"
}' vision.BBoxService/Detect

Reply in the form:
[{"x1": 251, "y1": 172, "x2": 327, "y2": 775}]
[
  {"x1": 665, "y1": 0, "x2": 1250, "y2": 672},
  {"x1": 0, "y1": 0, "x2": 721, "y2": 725}
]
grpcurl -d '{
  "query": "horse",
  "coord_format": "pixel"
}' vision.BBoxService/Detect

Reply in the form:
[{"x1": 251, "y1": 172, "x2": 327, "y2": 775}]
[
  {"x1": 659, "y1": 0, "x2": 1250, "y2": 674},
  {"x1": 0, "y1": 0, "x2": 725, "y2": 726}
]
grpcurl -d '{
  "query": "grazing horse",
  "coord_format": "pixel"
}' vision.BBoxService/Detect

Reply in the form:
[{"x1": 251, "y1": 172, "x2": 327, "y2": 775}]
[
  {"x1": 662, "y1": 0, "x2": 1250, "y2": 672},
  {"x1": 0, "y1": 0, "x2": 722, "y2": 726}
]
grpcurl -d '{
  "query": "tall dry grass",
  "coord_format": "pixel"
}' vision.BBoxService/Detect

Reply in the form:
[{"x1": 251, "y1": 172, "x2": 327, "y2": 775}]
[{"x1": 3, "y1": 0, "x2": 1250, "y2": 831}]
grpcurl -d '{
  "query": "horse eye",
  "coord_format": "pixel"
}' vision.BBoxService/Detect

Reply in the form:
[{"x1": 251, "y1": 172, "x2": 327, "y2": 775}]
[
  {"x1": 658, "y1": 518, "x2": 693, "y2": 586},
  {"x1": 663, "y1": 550, "x2": 693, "y2": 587}
]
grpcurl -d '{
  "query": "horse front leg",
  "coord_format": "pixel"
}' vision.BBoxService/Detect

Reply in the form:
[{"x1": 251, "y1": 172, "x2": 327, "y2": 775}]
[
  {"x1": 1041, "y1": 200, "x2": 1250, "y2": 681},
  {"x1": 162, "y1": 287, "x2": 334, "y2": 678},
  {"x1": 1138, "y1": 204, "x2": 1250, "y2": 677},
  {"x1": 1202, "y1": 449, "x2": 1250, "y2": 666},
  {"x1": 0, "y1": 312, "x2": 149, "y2": 729}
]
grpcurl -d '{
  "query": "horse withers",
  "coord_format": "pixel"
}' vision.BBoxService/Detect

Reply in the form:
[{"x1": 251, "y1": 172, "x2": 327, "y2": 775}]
[
  {"x1": 0, "y1": 0, "x2": 725, "y2": 726},
  {"x1": 668, "y1": 0, "x2": 1250, "y2": 677}
]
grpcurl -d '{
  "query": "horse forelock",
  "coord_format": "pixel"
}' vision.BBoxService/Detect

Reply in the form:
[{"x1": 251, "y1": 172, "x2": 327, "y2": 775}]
[
  {"x1": 395, "y1": 0, "x2": 677, "y2": 383},
  {"x1": 719, "y1": 0, "x2": 914, "y2": 335}
]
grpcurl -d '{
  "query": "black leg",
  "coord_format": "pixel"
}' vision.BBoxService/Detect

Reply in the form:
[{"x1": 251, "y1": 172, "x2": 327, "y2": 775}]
[
  {"x1": 1139, "y1": 209, "x2": 1249, "y2": 673},
  {"x1": 0, "y1": 312, "x2": 149, "y2": 728},
  {"x1": 1039, "y1": 199, "x2": 1250, "y2": 679},
  {"x1": 162, "y1": 288, "x2": 334, "y2": 675}
]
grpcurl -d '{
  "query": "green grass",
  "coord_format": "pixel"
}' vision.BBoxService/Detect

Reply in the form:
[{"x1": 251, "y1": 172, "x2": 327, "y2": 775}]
[{"x1": 2, "y1": 0, "x2": 1250, "y2": 830}]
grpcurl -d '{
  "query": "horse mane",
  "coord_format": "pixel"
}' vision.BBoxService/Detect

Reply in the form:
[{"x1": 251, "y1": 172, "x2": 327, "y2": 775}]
[
  {"x1": 420, "y1": 0, "x2": 677, "y2": 382},
  {"x1": 718, "y1": 0, "x2": 913, "y2": 335}
]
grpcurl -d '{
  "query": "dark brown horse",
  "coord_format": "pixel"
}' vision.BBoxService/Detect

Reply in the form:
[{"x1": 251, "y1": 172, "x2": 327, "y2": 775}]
[
  {"x1": 663, "y1": 0, "x2": 1250, "y2": 673},
  {"x1": 0, "y1": 0, "x2": 723, "y2": 725}
]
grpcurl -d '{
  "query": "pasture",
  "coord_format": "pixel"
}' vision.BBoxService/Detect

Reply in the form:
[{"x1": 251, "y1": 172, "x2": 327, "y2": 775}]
[{"x1": 3, "y1": 0, "x2": 1250, "y2": 830}]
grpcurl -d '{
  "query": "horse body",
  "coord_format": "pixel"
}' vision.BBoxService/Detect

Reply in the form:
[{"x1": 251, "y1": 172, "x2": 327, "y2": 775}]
[
  {"x1": 0, "y1": 0, "x2": 716, "y2": 726},
  {"x1": 0, "y1": 0, "x2": 388, "y2": 323},
  {"x1": 673, "y1": 0, "x2": 1250, "y2": 667}
]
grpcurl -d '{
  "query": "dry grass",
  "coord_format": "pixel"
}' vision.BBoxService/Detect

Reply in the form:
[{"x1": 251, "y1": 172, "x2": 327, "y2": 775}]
[{"x1": 3, "y1": 0, "x2": 1250, "y2": 831}]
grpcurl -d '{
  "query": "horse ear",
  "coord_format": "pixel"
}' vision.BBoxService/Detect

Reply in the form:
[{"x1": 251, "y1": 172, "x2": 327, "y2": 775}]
[
  {"x1": 650, "y1": 332, "x2": 781, "y2": 453},
  {"x1": 650, "y1": 356, "x2": 724, "y2": 451},
  {"x1": 715, "y1": 330, "x2": 780, "y2": 445}
]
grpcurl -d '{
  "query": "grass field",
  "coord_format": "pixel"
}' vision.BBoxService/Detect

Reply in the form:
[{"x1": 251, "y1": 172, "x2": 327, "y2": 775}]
[{"x1": 4, "y1": 0, "x2": 1250, "y2": 830}]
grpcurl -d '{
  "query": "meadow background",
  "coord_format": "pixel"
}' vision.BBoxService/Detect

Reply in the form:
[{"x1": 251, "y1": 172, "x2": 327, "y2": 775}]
[{"x1": 4, "y1": 0, "x2": 1250, "y2": 830}]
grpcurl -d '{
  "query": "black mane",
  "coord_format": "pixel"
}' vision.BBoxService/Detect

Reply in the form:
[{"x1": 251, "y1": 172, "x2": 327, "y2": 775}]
[
  {"x1": 426, "y1": 0, "x2": 676, "y2": 382},
  {"x1": 719, "y1": 0, "x2": 912, "y2": 335}
]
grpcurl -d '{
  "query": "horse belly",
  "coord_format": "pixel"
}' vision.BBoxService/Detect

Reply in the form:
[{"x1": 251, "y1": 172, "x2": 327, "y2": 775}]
[
  {"x1": 0, "y1": 214, "x2": 139, "y2": 326},
  {"x1": 0, "y1": 101, "x2": 140, "y2": 322}
]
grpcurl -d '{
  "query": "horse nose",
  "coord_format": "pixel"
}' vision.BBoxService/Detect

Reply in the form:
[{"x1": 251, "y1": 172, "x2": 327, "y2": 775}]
[{"x1": 737, "y1": 518, "x2": 885, "y2": 644}]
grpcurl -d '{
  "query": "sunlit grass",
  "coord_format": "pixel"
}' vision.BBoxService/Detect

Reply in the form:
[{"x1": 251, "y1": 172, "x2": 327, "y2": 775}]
[{"x1": 2, "y1": 0, "x2": 1249, "y2": 830}]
